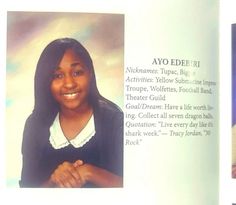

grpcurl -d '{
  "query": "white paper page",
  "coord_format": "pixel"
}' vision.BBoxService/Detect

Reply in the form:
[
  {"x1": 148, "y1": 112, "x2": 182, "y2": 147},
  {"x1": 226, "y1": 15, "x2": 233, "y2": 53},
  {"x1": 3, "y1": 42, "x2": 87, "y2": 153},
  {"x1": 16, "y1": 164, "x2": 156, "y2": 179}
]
[{"x1": 1, "y1": 0, "x2": 219, "y2": 205}]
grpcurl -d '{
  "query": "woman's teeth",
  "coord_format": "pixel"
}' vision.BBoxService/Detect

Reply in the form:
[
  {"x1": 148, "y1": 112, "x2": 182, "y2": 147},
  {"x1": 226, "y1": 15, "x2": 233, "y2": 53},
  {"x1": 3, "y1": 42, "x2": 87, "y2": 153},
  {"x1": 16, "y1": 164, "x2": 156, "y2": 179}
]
[{"x1": 63, "y1": 92, "x2": 78, "y2": 99}]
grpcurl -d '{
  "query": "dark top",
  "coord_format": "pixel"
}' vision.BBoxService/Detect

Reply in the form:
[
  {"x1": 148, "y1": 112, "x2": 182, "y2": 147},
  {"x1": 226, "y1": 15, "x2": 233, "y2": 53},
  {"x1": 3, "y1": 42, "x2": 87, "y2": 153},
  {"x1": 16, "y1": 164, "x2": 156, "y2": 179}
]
[{"x1": 20, "y1": 98, "x2": 123, "y2": 187}]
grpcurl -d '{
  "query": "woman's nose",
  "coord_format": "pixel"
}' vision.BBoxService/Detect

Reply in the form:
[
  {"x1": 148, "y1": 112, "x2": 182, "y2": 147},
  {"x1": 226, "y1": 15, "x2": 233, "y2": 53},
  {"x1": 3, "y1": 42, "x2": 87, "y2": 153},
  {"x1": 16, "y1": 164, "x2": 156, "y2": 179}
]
[{"x1": 64, "y1": 74, "x2": 76, "y2": 88}]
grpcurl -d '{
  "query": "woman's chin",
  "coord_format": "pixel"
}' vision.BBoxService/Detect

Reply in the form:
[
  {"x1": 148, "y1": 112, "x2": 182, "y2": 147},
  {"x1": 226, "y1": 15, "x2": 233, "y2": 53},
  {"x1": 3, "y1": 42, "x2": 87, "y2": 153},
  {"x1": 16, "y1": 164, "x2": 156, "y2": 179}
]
[
  {"x1": 60, "y1": 100, "x2": 90, "y2": 112},
  {"x1": 61, "y1": 102, "x2": 81, "y2": 111}
]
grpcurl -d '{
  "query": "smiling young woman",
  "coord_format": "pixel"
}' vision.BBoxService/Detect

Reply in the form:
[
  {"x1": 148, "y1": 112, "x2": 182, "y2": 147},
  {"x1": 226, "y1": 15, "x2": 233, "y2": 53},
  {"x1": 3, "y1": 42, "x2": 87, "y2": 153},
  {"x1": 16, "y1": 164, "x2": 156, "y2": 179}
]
[{"x1": 20, "y1": 38, "x2": 123, "y2": 188}]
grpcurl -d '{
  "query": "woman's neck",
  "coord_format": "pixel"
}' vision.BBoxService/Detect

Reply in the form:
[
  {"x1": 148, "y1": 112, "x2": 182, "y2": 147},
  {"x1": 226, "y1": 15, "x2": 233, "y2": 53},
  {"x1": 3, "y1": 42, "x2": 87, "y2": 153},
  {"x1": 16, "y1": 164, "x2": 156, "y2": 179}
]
[
  {"x1": 58, "y1": 103, "x2": 93, "y2": 140},
  {"x1": 59, "y1": 103, "x2": 93, "y2": 120}
]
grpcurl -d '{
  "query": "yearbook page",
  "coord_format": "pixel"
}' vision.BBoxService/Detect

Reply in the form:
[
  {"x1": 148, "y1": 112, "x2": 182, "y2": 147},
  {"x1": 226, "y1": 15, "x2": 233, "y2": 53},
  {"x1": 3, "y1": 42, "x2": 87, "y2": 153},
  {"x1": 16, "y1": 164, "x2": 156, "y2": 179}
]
[{"x1": 2, "y1": 0, "x2": 219, "y2": 205}]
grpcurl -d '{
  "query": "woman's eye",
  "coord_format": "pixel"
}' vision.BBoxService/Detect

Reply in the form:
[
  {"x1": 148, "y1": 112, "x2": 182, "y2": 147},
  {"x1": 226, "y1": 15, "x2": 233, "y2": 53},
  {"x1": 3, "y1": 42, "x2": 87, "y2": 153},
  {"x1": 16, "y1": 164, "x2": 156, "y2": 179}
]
[
  {"x1": 72, "y1": 70, "x2": 84, "y2": 77},
  {"x1": 53, "y1": 73, "x2": 64, "y2": 79}
]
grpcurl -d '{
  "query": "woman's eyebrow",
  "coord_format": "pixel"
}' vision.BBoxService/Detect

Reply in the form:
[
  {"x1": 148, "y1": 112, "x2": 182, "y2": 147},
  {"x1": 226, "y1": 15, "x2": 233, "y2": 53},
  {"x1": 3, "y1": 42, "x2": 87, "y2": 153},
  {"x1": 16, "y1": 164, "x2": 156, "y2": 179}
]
[
  {"x1": 54, "y1": 62, "x2": 82, "y2": 70},
  {"x1": 55, "y1": 66, "x2": 62, "y2": 71},
  {"x1": 71, "y1": 62, "x2": 81, "y2": 67}
]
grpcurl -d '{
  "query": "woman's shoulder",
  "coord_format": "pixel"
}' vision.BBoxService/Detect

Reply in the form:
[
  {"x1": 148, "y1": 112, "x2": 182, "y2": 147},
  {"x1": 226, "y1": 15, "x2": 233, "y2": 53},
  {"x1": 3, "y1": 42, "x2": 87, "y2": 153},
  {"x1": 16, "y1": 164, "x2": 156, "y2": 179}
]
[
  {"x1": 97, "y1": 98, "x2": 123, "y2": 115},
  {"x1": 95, "y1": 98, "x2": 123, "y2": 122}
]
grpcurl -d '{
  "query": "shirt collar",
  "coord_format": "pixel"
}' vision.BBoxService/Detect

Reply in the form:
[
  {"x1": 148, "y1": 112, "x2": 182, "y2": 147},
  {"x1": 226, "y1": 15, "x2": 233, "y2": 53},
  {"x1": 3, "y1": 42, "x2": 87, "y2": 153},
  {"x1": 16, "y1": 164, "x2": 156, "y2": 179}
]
[{"x1": 49, "y1": 113, "x2": 95, "y2": 149}]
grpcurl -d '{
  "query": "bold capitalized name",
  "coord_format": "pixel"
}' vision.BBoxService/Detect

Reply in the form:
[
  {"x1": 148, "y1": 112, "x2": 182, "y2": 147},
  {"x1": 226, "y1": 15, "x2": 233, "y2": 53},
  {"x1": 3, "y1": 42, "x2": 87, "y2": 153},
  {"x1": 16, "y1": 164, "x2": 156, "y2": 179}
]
[{"x1": 152, "y1": 58, "x2": 200, "y2": 68}]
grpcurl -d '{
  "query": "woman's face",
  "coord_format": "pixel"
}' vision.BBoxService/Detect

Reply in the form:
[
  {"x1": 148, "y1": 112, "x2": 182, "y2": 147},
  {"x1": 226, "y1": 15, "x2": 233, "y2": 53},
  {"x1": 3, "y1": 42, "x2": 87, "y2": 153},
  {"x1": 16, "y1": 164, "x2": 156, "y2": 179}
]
[{"x1": 50, "y1": 48, "x2": 91, "y2": 112}]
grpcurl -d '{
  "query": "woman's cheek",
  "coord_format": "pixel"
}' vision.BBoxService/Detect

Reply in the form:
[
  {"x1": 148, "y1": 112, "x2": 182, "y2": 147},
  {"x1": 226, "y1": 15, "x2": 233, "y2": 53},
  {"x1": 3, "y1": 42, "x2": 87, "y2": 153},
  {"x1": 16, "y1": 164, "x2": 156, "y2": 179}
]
[{"x1": 50, "y1": 81, "x2": 62, "y2": 100}]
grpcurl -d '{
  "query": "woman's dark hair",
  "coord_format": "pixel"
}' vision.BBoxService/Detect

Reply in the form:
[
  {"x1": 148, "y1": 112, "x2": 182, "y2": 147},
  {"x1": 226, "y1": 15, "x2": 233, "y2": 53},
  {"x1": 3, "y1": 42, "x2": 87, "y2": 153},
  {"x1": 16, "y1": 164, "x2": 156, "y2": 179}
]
[{"x1": 33, "y1": 38, "x2": 101, "y2": 123}]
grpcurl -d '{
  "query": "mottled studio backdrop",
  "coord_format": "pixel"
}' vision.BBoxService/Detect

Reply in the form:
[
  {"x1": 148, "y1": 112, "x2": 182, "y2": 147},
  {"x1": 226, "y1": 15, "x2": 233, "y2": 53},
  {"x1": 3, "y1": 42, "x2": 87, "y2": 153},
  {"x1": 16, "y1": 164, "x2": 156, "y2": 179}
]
[{"x1": 6, "y1": 11, "x2": 124, "y2": 187}]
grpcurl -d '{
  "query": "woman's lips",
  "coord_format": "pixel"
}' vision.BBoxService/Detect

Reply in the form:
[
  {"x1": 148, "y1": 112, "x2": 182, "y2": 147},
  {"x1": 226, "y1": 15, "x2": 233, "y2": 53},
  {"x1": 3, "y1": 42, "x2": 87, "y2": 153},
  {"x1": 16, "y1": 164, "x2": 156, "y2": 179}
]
[{"x1": 62, "y1": 91, "x2": 80, "y2": 100}]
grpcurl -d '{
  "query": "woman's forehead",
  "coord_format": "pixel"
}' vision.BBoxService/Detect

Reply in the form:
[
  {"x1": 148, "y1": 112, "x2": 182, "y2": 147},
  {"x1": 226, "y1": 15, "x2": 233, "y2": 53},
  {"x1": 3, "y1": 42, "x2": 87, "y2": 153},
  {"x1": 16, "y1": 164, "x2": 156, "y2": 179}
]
[{"x1": 58, "y1": 49, "x2": 85, "y2": 67}]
